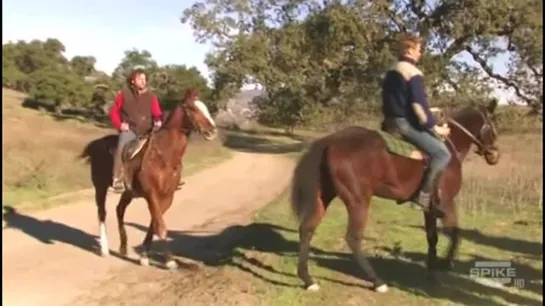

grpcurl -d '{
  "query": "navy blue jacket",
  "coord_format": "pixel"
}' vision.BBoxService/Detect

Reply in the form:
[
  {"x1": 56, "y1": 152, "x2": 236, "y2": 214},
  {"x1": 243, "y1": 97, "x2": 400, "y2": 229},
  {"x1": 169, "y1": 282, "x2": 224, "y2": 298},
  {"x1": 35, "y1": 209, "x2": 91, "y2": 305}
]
[{"x1": 381, "y1": 57, "x2": 436, "y2": 130}]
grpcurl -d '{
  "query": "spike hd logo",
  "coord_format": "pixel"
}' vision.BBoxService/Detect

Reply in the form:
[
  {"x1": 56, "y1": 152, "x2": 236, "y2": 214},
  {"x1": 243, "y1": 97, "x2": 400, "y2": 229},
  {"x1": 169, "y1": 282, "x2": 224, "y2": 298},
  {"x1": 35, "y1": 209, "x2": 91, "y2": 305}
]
[{"x1": 469, "y1": 260, "x2": 525, "y2": 289}]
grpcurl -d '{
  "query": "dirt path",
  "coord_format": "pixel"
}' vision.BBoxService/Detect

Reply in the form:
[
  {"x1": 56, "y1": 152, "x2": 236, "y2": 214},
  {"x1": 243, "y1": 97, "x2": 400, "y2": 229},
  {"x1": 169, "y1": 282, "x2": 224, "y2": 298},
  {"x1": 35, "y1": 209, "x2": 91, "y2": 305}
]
[{"x1": 2, "y1": 151, "x2": 294, "y2": 306}]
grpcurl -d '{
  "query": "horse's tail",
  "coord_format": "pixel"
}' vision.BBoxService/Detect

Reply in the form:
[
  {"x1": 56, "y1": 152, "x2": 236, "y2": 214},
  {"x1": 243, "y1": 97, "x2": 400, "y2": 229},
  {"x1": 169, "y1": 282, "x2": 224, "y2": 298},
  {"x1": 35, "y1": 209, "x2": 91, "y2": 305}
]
[
  {"x1": 79, "y1": 141, "x2": 94, "y2": 163},
  {"x1": 78, "y1": 134, "x2": 118, "y2": 164},
  {"x1": 290, "y1": 138, "x2": 328, "y2": 221}
]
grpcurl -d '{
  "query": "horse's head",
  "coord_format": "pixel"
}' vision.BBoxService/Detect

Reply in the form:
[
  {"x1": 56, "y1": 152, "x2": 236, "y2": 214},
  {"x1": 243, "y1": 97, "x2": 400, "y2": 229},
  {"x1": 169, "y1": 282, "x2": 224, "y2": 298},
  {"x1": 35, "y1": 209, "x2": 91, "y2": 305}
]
[
  {"x1": 449, "y1": 98, "x2": 500, "y2": 165},
  {"x1": 180, "y1": 88, "x2": 218, "y2": 140},
  {"x1": 477, "y1": 98, "x2": 501, "y2": 164}
]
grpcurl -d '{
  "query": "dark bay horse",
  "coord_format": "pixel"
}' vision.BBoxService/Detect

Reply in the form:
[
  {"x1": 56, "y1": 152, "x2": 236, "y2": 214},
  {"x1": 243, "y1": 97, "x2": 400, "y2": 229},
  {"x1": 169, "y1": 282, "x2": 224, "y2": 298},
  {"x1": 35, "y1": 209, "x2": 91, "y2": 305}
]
[
  {"x1": 80, "y1": 88, "x2": 218, "y2": 269},
  {"x1": 290, "y1": 99, "x2": 501, "y2": 292}
]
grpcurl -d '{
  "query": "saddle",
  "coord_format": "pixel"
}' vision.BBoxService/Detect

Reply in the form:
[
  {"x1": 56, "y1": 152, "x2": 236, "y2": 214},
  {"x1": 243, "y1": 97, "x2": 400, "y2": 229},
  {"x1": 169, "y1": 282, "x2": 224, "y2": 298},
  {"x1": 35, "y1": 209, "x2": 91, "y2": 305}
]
[
  {"x1": 378, "y1": 108, "x2": 447, "y2": 162},
  {"x1": 120, "y1": 133, "x2": 152, "y2": 192},
  {"x1": 121, "y1": 135, "x2": 150, "y2": 163}
]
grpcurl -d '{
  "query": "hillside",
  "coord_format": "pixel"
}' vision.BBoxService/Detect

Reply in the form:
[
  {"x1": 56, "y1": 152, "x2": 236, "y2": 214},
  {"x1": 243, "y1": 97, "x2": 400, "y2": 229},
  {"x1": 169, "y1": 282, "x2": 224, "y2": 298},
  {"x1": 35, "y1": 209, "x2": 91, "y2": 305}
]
[{"x1": 2, "y1": 88, "x2": 110, "y2": 206}]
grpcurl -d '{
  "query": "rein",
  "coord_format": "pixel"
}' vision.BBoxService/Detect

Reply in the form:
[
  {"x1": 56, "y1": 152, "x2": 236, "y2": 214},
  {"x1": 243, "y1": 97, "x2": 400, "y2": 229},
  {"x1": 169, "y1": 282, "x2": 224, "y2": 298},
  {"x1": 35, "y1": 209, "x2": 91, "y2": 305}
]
[
  {"x1": 444, "y1": 109, "x2": 495, "y2": 156},
  {"x1": 446, "y1": 118, "x2": 484, "y2": 149}
]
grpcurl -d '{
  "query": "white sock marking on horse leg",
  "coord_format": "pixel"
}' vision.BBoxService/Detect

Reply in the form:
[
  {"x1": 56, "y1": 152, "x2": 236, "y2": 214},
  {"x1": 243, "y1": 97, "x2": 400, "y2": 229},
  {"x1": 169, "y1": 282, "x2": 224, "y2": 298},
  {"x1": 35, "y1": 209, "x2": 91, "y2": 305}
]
[
  {"x1": 99, "y1": 222, "x2": 109, "y2": 256},
  {"x1": 375, "y1": 284, "x2": 389, "y2": 293},
  {"x1": 165, "y1": 260, "x2": 178, "y2": 270},
  {"x1": 139, "y1": 257, "x2": 150, "y2": 266}
]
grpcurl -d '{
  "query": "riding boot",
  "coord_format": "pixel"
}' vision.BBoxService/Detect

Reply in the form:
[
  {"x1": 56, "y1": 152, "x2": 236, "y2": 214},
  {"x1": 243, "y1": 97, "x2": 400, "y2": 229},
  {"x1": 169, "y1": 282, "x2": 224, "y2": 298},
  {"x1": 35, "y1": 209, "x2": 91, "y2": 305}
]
[
  {"x1": 110, "y1": 147, "x2": 126, "y2": 193},
  {"x1": 411, "y1": 169, "x2": 446, "y2": 217},
  {"x1": 409, "y1": 166, "x2": 431, "y2": 208}
]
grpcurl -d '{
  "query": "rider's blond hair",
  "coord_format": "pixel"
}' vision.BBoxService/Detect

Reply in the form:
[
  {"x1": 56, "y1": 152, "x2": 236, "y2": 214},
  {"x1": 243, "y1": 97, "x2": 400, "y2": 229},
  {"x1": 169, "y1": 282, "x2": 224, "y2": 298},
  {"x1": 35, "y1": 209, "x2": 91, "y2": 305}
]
[{"x1": 399, "y1": 34, "x2": 422, "y2": 56}]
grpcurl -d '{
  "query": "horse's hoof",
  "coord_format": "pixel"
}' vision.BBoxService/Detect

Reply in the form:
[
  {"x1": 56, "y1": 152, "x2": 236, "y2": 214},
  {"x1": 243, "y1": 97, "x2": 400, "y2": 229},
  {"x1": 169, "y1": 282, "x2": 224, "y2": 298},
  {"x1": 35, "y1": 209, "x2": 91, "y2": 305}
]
[
  {"x1": 100, "y1": 249, "x2": 110, "y2": 257},
  {"x1": 139, "y1": 257, "x2": 150, "y2": 266},
  {"x1": 165, "y1": 260, "x2": 178, "y2": 270},
  {"x1": 306, "y1": 283, "x2": 320, "y2": 292},
  {"x1": 374, "y1": 284, "x2": 389, "y2": 293}
]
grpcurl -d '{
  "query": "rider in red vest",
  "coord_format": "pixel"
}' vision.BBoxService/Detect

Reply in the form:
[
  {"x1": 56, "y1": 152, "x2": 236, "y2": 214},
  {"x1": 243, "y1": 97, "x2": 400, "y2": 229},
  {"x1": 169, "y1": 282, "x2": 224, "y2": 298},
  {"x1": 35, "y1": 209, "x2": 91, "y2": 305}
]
[
  {"x1": 109, "y1": 68, "x2": 183, "y2": 193},
  {"x1": 109, "y1": 68, "x2": 162, "y2": 192}
]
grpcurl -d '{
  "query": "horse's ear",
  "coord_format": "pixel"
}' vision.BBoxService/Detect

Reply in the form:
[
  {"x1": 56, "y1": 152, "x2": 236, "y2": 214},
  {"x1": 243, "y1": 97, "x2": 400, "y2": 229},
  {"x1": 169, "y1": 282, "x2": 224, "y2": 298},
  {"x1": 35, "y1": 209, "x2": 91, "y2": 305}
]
[{"x1": 487, "y1": 98, "x2": 498, "y2": 114}]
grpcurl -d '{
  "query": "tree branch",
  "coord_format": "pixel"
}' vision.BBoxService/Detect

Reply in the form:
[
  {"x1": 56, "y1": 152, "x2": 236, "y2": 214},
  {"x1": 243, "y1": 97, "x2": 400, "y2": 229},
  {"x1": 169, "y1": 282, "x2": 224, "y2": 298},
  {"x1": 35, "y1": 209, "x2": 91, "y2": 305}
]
[
  {"x1": 443, "y1": 34, "x2": 472, "y2": 59},
  {"x1": 528, "y1": 64, "x2": 543, "y2": 79},
  {"x1": 388, "y1": 11, "x2": 408, "y2": 32},
  {"x1": 465, "y1": 45, "x2": 535, "y2": 105}
]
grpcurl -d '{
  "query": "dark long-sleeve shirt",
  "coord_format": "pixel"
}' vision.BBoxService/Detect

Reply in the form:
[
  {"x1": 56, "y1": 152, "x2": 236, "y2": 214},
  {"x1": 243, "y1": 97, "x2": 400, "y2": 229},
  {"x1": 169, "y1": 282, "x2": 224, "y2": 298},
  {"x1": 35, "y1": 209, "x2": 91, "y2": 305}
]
[{"x1": 381, "y1": 57, "x2": 436, "y2": 130}]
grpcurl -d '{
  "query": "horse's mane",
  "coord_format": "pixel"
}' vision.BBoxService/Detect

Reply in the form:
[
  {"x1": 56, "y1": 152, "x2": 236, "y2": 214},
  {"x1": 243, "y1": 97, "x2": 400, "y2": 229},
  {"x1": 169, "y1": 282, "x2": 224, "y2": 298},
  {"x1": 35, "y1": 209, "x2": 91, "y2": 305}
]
[
  {"x1": 163, "y1": 106, "x2": 180, "y2": 124},
  {"x1": 447, "y1": 106, "x2": 482, "y2": 122}
]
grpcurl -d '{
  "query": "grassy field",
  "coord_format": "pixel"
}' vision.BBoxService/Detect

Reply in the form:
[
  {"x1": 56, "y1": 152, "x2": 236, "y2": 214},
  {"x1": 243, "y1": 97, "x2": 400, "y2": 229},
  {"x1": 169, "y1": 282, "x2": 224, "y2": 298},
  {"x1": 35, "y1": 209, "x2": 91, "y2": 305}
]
[
  {"x1": 207, "y1": 125, "x2": 543, "y2": 306},
  {"x1": 2, "y1": 88, "x2": 231, "y2": 211}
]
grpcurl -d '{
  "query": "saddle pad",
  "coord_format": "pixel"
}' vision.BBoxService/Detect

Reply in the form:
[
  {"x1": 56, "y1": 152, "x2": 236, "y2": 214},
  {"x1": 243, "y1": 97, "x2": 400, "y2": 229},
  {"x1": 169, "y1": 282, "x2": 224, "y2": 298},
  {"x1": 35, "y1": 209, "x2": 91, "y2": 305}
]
[{"x1": 376, "y1": 130, "x2": 419, "y2": 158}]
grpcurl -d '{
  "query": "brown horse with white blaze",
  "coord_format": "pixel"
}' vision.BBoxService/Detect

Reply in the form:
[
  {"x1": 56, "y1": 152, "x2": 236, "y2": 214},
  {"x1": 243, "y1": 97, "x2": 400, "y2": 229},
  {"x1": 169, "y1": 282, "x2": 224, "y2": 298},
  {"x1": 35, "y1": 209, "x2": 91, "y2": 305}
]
[
  {"x1": 290, "y1": 99, "x2": 501, "y2": 292},
  {"x1": 80, "y1": 88, "x2": 217, "y2": 269}
]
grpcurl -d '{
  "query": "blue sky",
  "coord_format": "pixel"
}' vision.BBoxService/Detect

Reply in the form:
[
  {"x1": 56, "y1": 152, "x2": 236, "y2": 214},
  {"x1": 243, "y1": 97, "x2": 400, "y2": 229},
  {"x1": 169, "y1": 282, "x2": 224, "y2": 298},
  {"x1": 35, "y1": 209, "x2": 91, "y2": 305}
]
[
  {"x1": 3, "y1": 0, "x2": 212, "y2": 78},
  {"x1": 3, "y1": 0, "x2": 514, "y2": 101}
]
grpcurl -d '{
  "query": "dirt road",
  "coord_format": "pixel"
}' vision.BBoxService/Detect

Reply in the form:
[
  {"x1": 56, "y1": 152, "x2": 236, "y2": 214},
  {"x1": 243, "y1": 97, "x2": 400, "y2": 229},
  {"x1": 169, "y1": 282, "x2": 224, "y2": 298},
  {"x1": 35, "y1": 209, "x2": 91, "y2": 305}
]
[{"x1": 2, "y1": 151, "x2": 294, "y2": 306}]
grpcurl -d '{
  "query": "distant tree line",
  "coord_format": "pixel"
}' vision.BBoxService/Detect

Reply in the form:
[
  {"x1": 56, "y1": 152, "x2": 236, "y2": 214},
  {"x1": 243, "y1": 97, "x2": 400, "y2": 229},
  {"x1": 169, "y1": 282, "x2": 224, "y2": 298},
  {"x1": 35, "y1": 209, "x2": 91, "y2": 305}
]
[{"x1": 2, "y1": 38, "x2": 213, "y2": 120}]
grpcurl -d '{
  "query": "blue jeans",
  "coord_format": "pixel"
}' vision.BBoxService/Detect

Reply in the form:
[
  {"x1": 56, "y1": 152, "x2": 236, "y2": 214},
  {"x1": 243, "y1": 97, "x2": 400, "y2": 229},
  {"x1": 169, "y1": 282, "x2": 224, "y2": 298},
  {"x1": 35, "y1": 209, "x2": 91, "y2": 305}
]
[{"x1": 393, "y1": 118, "x2": 452, "y2": 193}]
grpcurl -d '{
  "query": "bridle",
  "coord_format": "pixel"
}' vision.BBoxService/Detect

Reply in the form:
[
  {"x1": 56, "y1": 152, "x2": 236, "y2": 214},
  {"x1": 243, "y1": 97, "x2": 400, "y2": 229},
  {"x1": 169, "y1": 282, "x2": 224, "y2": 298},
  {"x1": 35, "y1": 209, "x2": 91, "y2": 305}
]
[
  {"x1": 178, "y1": 103, "x2": 200, "y2": 135},
  {"x1": 445, "y1": 109, "x2": 498, "y2": 156}
]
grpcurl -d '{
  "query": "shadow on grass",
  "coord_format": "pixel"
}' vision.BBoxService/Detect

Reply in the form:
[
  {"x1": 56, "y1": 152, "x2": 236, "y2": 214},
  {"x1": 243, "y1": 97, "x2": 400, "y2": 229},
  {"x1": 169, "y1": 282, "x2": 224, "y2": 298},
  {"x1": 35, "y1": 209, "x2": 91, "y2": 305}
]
[
  {"x1": 218, "y1": 128, "x2": 309, "y2": 154},
  {"x1": 21, "y1": 98, "x2": 111, "y2": 129},
  {"x1": 408, "y1": 224, "x2": 542, "y2": 259},
  {"x1": 125, "y1": 221, "x2": 304, "y2": 287},
  {"x1": 124, "y1": 221, "x2": 541, "y2": 306},
  {"x1": 318, "y1": 253, "x2": 541, "y2": 306},
  {"x1": 222, "y1": 125, "x2": 311, "y2": 141},
  {"x1": 402, "y1": 224, "x2": 543, "y2": 297},
  {"x1": 49, "y1": 112, "x2": 111, "y2": 129}
]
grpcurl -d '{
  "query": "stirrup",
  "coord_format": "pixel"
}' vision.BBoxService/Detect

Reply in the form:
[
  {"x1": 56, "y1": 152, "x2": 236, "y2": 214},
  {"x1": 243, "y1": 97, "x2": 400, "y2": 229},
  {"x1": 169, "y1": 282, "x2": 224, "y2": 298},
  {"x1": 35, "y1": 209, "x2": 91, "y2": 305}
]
[
  {"x1": 110, "y1": 179, "x2": 125, "y2": 193},
  {"x1": 410, "y1": 194, "x2": 446, "y2": 218},
  {"x1": 409, "y1": 191, "x2": 432, "y2": 210}
]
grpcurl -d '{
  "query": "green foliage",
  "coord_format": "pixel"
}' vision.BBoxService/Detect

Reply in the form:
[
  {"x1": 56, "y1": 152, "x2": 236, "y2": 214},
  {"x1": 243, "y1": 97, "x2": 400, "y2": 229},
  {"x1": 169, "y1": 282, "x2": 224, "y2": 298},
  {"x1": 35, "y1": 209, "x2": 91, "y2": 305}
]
[
  {"x1": 70, "y1": 56, "x2": 97, "y2": 77},
  {"x1": 150, "y1": 65, "x2": 211, "y2": 111},
  {"x1": 2, "y1": 38, "x2": 212, "y2": 115},
  {"x1": 182, "y1": 0, "x2": 543, "y2": 129},
  {"x1": 28, "y1": 68, "x2": 93, "y2": 109}
]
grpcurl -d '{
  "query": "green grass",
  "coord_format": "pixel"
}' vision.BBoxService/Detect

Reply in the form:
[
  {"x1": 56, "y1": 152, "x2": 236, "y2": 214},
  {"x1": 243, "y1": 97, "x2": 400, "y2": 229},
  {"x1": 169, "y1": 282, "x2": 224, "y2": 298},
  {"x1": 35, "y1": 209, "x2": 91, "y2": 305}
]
[{"x1": 221, "y1": 132, "x2": 543, "y2": 306}]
